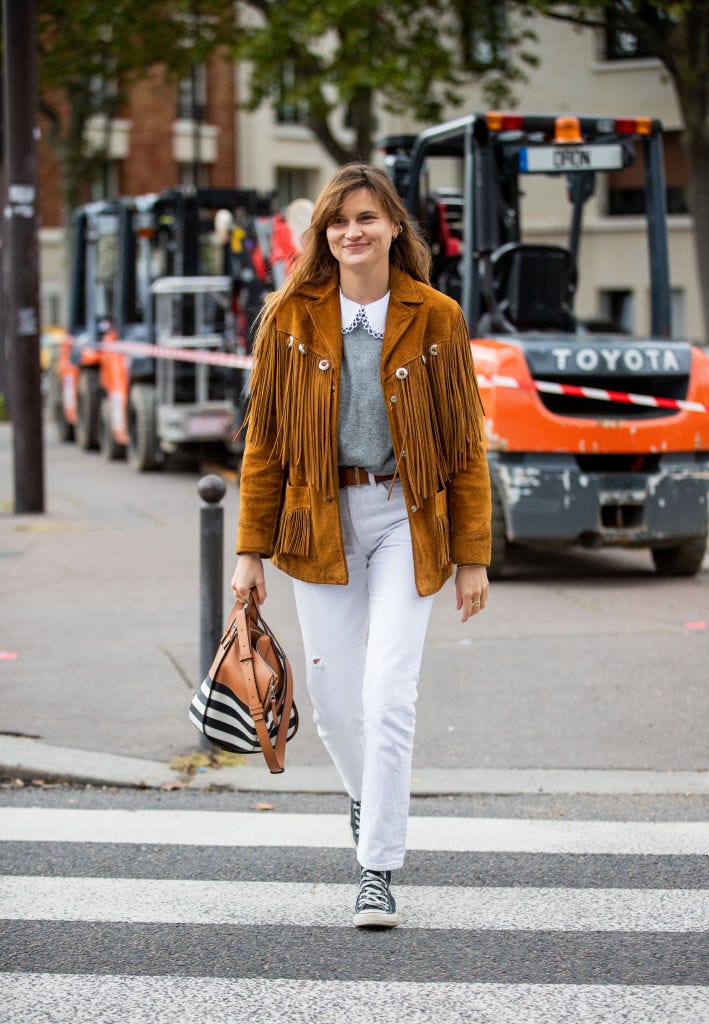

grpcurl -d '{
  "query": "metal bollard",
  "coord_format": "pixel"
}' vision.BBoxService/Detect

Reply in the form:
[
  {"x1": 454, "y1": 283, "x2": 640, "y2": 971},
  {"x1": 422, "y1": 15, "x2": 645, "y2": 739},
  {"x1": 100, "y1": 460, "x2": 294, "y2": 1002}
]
[{"x1": 197, "y1": 473, "x2": 227, "y2": 750}]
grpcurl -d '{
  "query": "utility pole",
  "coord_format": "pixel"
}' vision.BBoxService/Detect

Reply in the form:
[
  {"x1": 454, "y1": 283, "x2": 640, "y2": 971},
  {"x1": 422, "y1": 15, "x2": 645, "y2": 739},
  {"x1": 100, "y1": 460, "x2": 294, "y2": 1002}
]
[
  {"x1": 0, "y1": 77, "x2": 7, "y2": 409},
  {"x1": 2, "y1": 0, "x2": 44, "y2": 512}
]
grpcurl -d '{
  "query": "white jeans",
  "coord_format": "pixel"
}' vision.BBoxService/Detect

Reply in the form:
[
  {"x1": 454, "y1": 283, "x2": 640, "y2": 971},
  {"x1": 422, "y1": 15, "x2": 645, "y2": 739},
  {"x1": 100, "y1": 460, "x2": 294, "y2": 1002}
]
[{"x1": 292, "y1": 479, "x2": 435, "y2": 871}]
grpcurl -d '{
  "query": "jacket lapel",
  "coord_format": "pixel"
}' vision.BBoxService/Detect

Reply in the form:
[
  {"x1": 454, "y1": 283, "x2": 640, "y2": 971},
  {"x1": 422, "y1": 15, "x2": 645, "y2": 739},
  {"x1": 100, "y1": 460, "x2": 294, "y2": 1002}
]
[
  {"x1": 304, "y1": 282, "x2": 343, "y2": 367},
  {"x1": 380, "y1": 267, "x2": 425, "y2": 376}
]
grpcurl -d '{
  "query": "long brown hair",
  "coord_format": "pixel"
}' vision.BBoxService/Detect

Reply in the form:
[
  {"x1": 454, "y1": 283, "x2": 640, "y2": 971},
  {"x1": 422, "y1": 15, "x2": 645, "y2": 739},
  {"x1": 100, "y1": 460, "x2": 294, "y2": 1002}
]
[{"x1": 253, "y1": 163, "x2": 431, "y2": 349}]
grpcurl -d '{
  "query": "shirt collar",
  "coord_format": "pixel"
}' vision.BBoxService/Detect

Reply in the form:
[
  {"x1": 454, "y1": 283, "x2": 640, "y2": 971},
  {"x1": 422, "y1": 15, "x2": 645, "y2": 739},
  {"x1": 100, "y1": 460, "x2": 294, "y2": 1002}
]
[{"x1": 339, "y1": 289, "x2": 390, "y2": 339}]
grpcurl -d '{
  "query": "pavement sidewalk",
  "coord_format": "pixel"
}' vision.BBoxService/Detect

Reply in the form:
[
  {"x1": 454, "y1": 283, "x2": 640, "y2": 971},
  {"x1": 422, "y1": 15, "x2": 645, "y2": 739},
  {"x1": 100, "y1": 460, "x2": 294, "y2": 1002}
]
[
  {"x1": 2, "y1": 422, "x2": 708, "y2": 796},
  {"x1": 0, "y1": 419, "x2": 314, "y2": 788}
]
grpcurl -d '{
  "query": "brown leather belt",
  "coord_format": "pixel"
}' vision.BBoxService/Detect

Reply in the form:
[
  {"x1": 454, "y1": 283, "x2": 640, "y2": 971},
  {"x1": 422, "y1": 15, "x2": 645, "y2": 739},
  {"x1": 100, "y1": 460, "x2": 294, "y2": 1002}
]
[{"x1": 338, "y1": 465, "x2": 394, "y2": 488}]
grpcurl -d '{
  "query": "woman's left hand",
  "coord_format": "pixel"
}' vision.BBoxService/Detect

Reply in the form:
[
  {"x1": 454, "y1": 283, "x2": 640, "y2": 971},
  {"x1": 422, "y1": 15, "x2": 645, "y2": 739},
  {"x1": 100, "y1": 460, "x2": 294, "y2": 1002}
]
[{"x1": 455, "y1": 565, "x2": 488, "y2": 622}]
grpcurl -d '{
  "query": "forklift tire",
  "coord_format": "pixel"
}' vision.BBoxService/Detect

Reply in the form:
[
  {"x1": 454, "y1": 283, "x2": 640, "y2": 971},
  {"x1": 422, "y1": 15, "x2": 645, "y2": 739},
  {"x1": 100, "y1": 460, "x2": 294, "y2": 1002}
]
[
  {"x1": 98, "y1": 396, "x2": 126, "y2": 461},
  {"x1": 128, "y1": 383, "x2": 162, "y2": 472},
  {"x1": 48, "y1": 372, "x2": 74, "y2": 443},
  {"x1": 75, "y1": 370, "x2": 100, "y2": 450},
  {"x1": 651, "y1": 533, "x2": 707, "y2": 577},
  {"x1": 487, "y1": 480, "x2": 508, "y2": 579}
]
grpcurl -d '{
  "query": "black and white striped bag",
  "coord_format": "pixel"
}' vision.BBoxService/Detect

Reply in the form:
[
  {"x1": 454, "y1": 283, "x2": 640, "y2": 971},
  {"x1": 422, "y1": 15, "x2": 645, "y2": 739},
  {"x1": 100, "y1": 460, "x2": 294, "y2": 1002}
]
[{"x1": 189, "y1": 594, "x2": 298, "y2": 773}]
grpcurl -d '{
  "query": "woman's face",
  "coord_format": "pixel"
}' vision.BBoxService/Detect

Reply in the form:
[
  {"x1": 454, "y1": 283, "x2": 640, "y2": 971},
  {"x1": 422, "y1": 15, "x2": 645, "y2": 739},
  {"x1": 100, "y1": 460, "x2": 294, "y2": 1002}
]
[{"x1": 326, "y1": 188, "x2": 398, "y2": 278}]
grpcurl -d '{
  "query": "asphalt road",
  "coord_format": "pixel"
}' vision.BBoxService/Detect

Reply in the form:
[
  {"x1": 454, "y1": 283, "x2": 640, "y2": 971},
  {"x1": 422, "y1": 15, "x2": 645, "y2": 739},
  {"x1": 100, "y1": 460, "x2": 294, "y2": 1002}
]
[
  {"x1": 1, "y1": 421, "x2": 707, "y2": 773},
  {"x1": 1, "y1": 785, "x2": 707, "y2": 1022}
]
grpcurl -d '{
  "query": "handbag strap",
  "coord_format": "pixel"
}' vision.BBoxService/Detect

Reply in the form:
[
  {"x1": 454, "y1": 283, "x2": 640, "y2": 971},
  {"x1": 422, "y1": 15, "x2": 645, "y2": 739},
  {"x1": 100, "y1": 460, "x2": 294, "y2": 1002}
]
[{"x1": 233, "y1": 596, "x2": 292, "y2": 774}]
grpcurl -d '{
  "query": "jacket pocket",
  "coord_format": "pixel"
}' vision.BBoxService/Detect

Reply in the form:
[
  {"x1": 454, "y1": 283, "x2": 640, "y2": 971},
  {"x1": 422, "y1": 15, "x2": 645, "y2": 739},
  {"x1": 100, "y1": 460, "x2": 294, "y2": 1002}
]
[
  {"x1": 434, "y1": 487, "x2": 451, "y2": 569},
  {"x1": 276, "y1": 484, "x2": 313, "y2": 558}
]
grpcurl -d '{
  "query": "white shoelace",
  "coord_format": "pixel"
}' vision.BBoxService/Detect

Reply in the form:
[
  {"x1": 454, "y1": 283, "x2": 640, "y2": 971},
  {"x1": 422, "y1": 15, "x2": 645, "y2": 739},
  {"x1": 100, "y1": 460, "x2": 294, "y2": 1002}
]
[{"x1": 357, "y1": 870, "x2": 392, "y2": 911}]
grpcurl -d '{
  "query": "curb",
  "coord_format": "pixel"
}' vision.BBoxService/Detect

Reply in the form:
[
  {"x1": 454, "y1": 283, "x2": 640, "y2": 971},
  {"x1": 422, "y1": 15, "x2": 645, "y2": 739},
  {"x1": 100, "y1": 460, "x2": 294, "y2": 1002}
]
[{"x1": 1, "y1": 736, "x2": 708, "y2": 796}]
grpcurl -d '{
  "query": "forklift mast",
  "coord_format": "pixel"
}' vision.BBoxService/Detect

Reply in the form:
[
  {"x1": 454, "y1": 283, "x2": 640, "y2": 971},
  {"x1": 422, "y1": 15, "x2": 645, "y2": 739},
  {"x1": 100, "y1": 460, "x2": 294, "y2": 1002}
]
[{"x1": 383, "y1": 112, "x2": 672, "y2": 338}]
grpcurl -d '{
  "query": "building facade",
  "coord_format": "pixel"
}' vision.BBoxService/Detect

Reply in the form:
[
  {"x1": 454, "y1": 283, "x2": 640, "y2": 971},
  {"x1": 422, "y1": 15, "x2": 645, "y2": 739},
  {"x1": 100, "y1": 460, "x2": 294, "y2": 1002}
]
[
  {"x1": 39, "y1": 53, "x2": 238, "y2": 327},
  {"x1": 39, "y1": 12, "x2": 701, "y2": 342}
]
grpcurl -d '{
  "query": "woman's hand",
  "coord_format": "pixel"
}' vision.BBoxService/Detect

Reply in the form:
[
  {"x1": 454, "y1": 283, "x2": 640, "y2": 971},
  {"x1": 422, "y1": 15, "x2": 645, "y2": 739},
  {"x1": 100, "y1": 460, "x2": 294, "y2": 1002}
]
[
  {"x1": 455, "y1": 565, "x2": 488, "y2": 622},
  {"x1": 230, "y1": 552, "x2": 267, "y2": 605}
]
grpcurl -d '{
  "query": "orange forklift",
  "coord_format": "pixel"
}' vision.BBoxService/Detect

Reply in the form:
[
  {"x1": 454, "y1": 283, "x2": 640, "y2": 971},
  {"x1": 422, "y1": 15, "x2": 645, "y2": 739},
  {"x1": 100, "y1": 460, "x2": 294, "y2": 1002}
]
[
  {"x1": 383, "y1": 112, "x2": 709, "y2": 575},
  {"x1": 51, "y1": 187, "x2": 277, "y2": 468},
  {"x1": 50, "y1": 200, "x2": 120, "y2": 447}
]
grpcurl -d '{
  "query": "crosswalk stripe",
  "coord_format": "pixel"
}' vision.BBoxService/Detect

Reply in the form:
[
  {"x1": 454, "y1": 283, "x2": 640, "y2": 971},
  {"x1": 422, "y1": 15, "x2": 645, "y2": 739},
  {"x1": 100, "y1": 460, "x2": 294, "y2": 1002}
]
[
  {"x1": 3, "y1": 808, "x2": 708, "y2": 854},
  {"x1": 2, "y1": 875, "x2": 707, "y2": 931},
  {"x1": 0, "y1": 975, "x2": 707, "y2": 1024}
]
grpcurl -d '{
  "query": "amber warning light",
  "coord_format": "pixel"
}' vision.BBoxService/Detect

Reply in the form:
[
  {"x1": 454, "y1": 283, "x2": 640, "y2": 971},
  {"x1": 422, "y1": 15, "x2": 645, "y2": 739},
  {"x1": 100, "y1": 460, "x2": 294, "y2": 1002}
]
[{"x1": 554, "y1": 116, "x2": 583, "y2": 144}]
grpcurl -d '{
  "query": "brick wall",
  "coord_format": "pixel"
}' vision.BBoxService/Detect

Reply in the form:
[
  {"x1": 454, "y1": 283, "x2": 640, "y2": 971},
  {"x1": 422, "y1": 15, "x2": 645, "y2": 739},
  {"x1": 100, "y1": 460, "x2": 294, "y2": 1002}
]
[
  {"x1": 121, "y1": 66, "x2": 179, "y2": 196},
  {"x1": 206, "y1": 50, "x2": 237, "y2": 188}
]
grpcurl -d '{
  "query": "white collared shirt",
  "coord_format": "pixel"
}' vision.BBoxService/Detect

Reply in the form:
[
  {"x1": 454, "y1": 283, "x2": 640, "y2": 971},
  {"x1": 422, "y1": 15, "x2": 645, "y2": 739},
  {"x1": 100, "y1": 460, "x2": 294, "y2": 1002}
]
[{"x1": 340, "y1": 289, "x2": 390, "y2": 340}]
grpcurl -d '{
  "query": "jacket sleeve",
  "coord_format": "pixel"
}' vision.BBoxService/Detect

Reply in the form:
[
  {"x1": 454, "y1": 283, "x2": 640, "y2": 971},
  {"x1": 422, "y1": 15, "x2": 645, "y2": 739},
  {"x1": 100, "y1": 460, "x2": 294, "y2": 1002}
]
[
  {"x1": 446, "y1": 312, "x2": 492, "y2": 566},
  {"x1": 235, "y1": 327, "x2": 286, "y2": 557}
]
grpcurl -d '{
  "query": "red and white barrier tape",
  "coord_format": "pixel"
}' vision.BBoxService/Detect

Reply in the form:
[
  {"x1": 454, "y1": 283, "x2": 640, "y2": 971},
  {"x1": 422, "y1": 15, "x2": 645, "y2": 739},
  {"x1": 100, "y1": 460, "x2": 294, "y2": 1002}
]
[
  {"x1": 477, "y1": 373, "x2": 708, "y2": 415},
  {"x1": 101, "y1": 339, "x2": 708, "y2": 415},
  {"x1": 100, "y1": 339, "x2": 253, "y2": 369}
]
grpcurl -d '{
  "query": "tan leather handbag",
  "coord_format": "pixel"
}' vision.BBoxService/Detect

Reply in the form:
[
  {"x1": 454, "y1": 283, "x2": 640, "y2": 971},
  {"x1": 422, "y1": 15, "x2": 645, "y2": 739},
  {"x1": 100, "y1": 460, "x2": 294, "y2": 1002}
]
[{"x1": 189, "y1": 592, "x2": 298, "y2": 773}]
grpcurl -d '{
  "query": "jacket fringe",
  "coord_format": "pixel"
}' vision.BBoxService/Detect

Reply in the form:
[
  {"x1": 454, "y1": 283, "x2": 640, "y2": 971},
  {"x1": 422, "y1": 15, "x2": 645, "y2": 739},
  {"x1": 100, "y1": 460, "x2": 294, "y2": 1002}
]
[
  {"x1": 396, "y1": 315, "x2": 486, "y2": 506},
  {"x1": 246, "y1": 316, "x2": 485, "y2": 509},
  {"x1": 276, "y1": 505, "x2": 312, "y2": 557},
  {"x1": 436, "y1": 511, "x2": 451, "y2": 569},
  {"x1": 245, "y1": 329, "x2": 334, "y2": 496}
]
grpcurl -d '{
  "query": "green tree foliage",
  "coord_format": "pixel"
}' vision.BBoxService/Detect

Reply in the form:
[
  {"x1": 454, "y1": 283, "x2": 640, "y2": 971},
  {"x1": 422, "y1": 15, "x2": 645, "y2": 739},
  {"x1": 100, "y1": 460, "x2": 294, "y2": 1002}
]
[
  {"x1": 37, "y1": 0, "x2": 235, "y2": 211},
  {"x1": 528, "y1": 0, "x2": 709, "y2": 336},
  {"x1": 234, "y1": 0, "x2": 538, "y2": 164},
  {"x1": 37, "y1": 0, "x2": 538, "y2": 211}
]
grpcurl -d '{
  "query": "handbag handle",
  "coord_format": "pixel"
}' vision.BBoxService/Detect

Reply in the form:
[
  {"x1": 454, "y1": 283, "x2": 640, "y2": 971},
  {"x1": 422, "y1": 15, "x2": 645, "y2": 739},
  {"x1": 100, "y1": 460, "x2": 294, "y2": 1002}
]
[{"x1": 231, "y1": 590, "x2": 293, "y2": 774}]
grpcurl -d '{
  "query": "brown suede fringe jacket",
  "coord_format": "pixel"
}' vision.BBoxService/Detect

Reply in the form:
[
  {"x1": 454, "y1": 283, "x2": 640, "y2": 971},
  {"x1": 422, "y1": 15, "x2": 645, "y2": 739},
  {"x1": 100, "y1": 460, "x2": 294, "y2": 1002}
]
[{"x1": 236, "y1": 266, "x2": 491, "y2": 597}]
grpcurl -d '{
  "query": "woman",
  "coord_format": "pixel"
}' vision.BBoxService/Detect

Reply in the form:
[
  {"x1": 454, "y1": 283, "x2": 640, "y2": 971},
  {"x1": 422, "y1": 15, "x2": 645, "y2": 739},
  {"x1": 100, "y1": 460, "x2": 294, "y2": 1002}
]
[{"x1": 231, "y1": 164, "x2": 491, "y2": 928}]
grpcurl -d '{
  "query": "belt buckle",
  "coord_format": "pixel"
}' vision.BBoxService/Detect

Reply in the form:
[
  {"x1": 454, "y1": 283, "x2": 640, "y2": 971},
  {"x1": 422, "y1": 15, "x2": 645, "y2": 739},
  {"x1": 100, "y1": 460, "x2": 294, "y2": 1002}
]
[{"x1": 353, "y1": 467, "x2": 361, "y2": 487}]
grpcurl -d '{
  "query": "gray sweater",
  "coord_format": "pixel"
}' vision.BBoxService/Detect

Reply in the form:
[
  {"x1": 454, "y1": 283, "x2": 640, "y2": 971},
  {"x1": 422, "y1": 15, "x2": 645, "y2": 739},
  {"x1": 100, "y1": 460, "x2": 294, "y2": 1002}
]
[{"x1": 337, "y1": 321, "x2": 396, "y2": 475}]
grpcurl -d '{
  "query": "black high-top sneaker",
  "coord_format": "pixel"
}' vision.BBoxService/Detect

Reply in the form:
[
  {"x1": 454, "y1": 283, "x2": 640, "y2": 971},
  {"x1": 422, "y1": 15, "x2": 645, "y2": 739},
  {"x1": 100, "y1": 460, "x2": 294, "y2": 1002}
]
[
  {"x1": 353, "y1": 868, "x2": 398, "y2": 928},
  {"x1": 350, "y1": 799, "x2": 361, "y2": 847}
]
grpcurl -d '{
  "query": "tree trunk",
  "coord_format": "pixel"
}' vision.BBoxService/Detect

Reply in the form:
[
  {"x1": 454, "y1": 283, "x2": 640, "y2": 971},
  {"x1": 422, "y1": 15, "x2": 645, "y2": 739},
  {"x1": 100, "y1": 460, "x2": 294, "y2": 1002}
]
[
  {"x1": 307, "y1": 111, "x2": 354, "y2": 167},
  {"x1": 350, "y1": 86, "x2": 374, "y2": 164}
]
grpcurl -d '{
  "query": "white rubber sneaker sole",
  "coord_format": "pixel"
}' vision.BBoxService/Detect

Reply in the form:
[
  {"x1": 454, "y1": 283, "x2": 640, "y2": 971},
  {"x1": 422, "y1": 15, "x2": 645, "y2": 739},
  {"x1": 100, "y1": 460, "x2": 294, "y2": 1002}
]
[{"x1": 353, "y1": 907, "x2": 399, "y2": 928}]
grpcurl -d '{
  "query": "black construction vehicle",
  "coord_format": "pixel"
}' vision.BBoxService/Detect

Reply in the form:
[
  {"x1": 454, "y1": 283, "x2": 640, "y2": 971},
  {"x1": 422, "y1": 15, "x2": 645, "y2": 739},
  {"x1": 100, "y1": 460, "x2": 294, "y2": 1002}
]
[
  {"x1": 53, "y1": 187, "x2": 277, "y2": 469},
  {"x1": 383, "y1": 112, "x2": 709, "y2": 576}
]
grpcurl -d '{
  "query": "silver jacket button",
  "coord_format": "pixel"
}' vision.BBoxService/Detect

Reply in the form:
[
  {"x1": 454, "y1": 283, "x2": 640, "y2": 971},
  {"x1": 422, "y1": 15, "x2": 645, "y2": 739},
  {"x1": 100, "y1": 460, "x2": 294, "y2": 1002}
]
[{"x1": 395, "y1": 367, "x2": 408, "y2": 379}]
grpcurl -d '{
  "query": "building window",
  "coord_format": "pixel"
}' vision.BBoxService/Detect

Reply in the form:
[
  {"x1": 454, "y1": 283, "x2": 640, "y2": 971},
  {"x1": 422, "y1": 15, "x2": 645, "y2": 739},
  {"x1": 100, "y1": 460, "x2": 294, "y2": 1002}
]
[
  {"x1": 89, "y1": 160, "x2": 120, "y2": 201},
  {"x1": 276, "y1": 167, "x2": 317, "y2": 205},
  {"x1": 276, "y1": 61, "x2": 308, "y2": 126},
  {"x1": 178, "y1": 162, "x2": 210, "y2": 189},
  {"x1": 603, "y1": 6, "x2": 655, "y2": 60},
  {"x1": 671, "y1": 288, "x2": 685, "y2": 337},
  {"x1": 42, "y1": 289, "x2": 62, "y2": 327},
  {"x1": 599, "y1": 288, "x2": 634, "y2": 333},
  {"x1": 606, "y1": 131, "x2": 689, "y2": 216},
  {"x1": 459, "y1": 0, "x2": 508, "y2": 68},
  {"x1": 177, "y1": 64, "x2": 207, "y2": 121}
]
